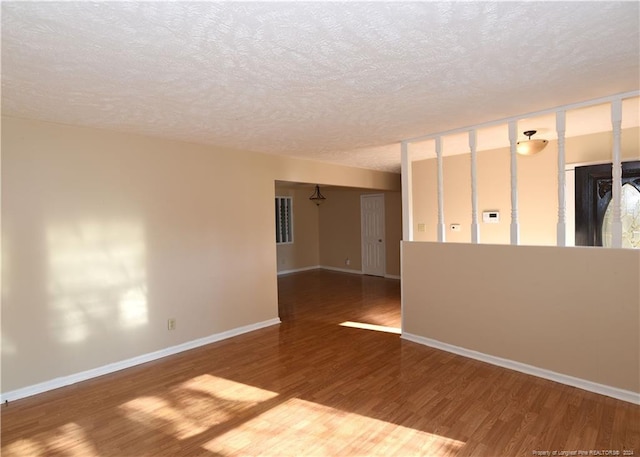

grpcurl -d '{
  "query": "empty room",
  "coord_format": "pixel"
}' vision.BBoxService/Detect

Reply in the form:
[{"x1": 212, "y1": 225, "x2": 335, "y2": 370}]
[{"x1": 2, "y1": 2, "x2": 639, "y2": 456}]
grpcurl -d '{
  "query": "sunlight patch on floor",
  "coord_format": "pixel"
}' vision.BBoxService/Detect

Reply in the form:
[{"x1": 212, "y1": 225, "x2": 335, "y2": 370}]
[
  {"x1": 2, "y1": 422, "x2": 98, "y2": 457},
  {"x1": 339, "y1": 321, "x2": 402, "y2": 334},
  {"x1": 182, "y1": 374, "x2": 278, "y2": 403},
  {"x1": 4, "y1": 378, "x2": 463, "y2": 456},
  {"x1": 2, "y1": 438, "x2": 44, "y2": 457},
  {"x1": 119, "y1": 374, "x2": 278, "y2": 440},
  {"x1": 203, "y1": 397, "x2": 465, "y2": 456}
]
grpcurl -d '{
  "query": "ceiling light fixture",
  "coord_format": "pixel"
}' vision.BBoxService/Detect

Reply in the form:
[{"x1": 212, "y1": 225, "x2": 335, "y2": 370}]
[
  {"x1": 309, "y1": 185, "x2": 326, "y2": 206},
  {"x1": 516, "y1": 130, "x2": 548, "y2": 155}
]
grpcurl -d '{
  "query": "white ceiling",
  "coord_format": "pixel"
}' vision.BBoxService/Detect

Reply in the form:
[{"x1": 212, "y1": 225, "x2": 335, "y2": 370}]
[{"x1": 2, "y1": 2, "x2": 639, "y2": 173}]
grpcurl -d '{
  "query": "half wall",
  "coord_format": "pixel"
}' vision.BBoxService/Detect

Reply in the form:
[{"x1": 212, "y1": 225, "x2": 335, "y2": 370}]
[{"x1": 401, "y1": 241, "x2": 640, "y2": 401}]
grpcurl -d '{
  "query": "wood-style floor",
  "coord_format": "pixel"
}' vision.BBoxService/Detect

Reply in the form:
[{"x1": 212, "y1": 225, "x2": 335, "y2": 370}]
[{"x1": 2, "y1": 270, "x2": 638, "y2": 456}]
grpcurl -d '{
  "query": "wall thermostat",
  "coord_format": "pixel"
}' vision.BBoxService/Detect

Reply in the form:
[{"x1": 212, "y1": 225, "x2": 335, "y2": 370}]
[{"x1": 482, "y1": 211, "x2": 500, "y2": 223}]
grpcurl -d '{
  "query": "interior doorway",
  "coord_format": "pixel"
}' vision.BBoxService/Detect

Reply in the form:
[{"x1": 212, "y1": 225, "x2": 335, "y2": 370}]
[
  {"x1": 274, "y1": 182, "x2": 401, "y2": 326},
  {"x1": 361, "y1": 194, "x2": 386, "y2": 277}
]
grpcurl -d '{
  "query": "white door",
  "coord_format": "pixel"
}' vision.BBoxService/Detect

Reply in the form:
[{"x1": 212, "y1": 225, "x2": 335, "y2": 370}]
[{"x1": 361, "y1": 194, "x2": 386, "y2": 277}]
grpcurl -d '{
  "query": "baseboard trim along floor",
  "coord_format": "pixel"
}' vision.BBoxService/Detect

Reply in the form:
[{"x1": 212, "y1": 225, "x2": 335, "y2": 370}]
[
  {"x1": 1, "y1": 318, "x2": 281, "y2": 403},
  {"x1": 402, "y1": 332, "x2": 640, "y2": 405},
  {"x1": 278, "y1": 265, "x2": 400, "y2": 280}
]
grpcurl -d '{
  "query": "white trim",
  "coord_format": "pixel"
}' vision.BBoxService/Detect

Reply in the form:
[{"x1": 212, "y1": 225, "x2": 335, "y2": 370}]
[
  {"x1": 610, "y1": 99, "x2": 623, "y2": 248},
  {"x1": 400, "y1": 243, "x2": 406, "y2": 334},
  {"x1": 508, "y1": 120, "x2": 519, "y2": 245},
  {"x1": 320, "y1": 265, "x2": 363, "y2": 275},
  {"x1": 401, "y1": 141, "x2": 413, "y2": 241},
  {"x1": 279, "y1": 265, "x2": 400, "y2": 280},
  {"x1": 1, "y1": 318, "x2": 281, "y2": 403},
  {"x1": 556, "y1": 110, "x2": 567, "y2": 247},
  {"x1": 469, "y1": 129, "x2": 480, "y2": 244},
  {"x1": 277, "y1": 265, "x2": 321, "y2": 276},
  {"x1": 401, "y1": 332, "x2": 640, "y2": 405},
  {"x1": 565, "y1": 168, "x2": 576, "y2": 246},
  {"x1": 435, "y1": 137, "x2": 445, "y2": 242}
]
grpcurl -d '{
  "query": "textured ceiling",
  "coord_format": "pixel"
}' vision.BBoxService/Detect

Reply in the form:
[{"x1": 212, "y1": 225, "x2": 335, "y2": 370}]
[{"x1": 2, "y1": 2, "x2": 639, "y2": 173}]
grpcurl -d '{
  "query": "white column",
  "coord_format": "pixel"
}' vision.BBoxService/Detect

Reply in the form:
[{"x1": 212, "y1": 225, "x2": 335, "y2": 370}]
[
  {"x1": 469, "y1": 130, "x2": 480, "y2": 244},
  {"x1": 611, "y1": 99, "x2": 623, "y2": 248},
  {"x1": 508, "y1": 121, "x2": 519, "y2": 245},
  {"x1": 556, "y1": 110, "x2": 567, "y2": 246},
  {"x1": 436, "y1": 137, "x2": 446, "y2": 242},
  {"x1": 401, "y1": 141, "x2": 414, "y2": 241}
]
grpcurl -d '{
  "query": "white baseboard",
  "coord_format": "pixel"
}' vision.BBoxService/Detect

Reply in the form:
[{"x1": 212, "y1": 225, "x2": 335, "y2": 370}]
[
  {"x1": 401, "y1": 332, "x2": 640, "y2": 405},
  {"x1": 1, "y1": 318, "x2": 281, "y2": 403},
  {"x1": 277, "y1": 265, "x2": 321, "y2": 276},
  {"x1": 320, "y1": 265, "x2": 363, "y2": 275},
  {"x1": 276, "y1": 265, "x2": 400, "y2": 280},
  {"x1": 321, "y1": 266, "x2": 400, "y2": 279}
]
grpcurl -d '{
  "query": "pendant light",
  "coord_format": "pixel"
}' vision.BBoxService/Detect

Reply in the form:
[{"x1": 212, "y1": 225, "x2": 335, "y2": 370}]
[
  {"x1": 516, "y1": 130, "x2": 548, "y2": 155},
  {"x1": 309, "y1": 185, "x2": 326, "y2": 206}
]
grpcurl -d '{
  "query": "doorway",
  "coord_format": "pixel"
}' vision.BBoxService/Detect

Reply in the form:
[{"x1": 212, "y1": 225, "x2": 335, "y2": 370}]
[
  {"x1": 575, "y1": 160, "x2": 640, "y2": 247},
  {"x1": 361, "y1": 194, "x2": 386, "y2": 277}
]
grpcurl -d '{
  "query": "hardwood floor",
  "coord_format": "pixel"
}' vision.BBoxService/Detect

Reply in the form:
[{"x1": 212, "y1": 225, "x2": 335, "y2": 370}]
[{"x1": 2, "y1": 269, "x2": 638, "y2": 456}]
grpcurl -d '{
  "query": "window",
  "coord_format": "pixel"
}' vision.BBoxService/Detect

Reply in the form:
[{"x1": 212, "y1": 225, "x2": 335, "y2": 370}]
[
  {"x1": 275, "y1": 196, "x2": 293, "y2": 244},
  {"x1": 602, "y1": 183, "x2": 640, "y2": 248},
  {"x1": 575, "y1": 160, "x2": 640, "y2": 247}
]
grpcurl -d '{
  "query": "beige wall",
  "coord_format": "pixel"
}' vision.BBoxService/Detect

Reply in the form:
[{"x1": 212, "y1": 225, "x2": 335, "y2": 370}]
[
  {"x1": 402, "y1": 241, "x2": 640, "y2": 394},
  {"x1": 1, "y1": 116, "x2": 400, "y2": 393},
  {"x1": 318, "y1": 189, "x2": 364, "y2": 273},
  {"x1": 412, "y1": 127, "x2": 640, "y2": 245},
  {"x1": 318, "y1": 189, "x2": 402, "y2": 276},
  {"x1": 274, "y1": 185, "x2": 320, "y2": 273}
]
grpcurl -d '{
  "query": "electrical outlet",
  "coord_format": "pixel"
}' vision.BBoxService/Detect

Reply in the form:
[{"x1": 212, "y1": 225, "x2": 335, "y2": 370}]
[
  {"x1": 168, "y1": 318, "x2": 176, "y2": 331},
  {"x1": 345, "y1": 258, "x2": 350, "y2": 266}
]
